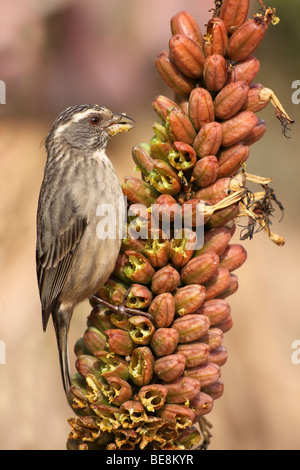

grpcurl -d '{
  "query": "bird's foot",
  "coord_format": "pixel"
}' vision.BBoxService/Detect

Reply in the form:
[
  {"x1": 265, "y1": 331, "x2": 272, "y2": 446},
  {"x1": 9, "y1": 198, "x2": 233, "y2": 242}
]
[{"x1": 90, "y1": 293, "x2": 156, "y2": 325}]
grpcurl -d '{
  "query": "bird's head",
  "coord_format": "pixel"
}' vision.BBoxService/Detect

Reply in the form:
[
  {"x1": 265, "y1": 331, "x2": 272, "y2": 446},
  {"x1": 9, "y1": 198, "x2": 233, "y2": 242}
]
[{"x1": 46, "y1": 104, "x2": 134, "y2": 154}]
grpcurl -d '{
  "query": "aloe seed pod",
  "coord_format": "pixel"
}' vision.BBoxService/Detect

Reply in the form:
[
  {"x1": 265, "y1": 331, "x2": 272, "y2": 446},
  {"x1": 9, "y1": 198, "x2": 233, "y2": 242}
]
[
  {"x1": 151, "y1": 265, "x2": 181, "y2": 295},
  {"x1": 242, "y1": 83, "x2": 269, "y2": 113},
  {"x1": 202, "y1": 379, "x2": 224, "y2": 400},
  {"x1": 194, "y1": 176, "x2": 232, "y2": 205},
  {"x1": 193, "y1": 121, "x2": 223, "y2": 158},
  {"x1": 171, "y1": 10, "x2": 204, "y2": 48},
  {"x1": 109, "y1": 312, "x2": 130, "y2": 331},
  {"x1": 220, "y1": 0, "x2": 250, "y2": 35},
  {"x1": 124, "y1": 250, "x2": 155, "y2": 284},
  {"x1": 190, "y1": 392, "x2": 214, "y2": 418},
  {"x1": 208, "y1": 345, "x2": 228, "y2": 367},
  {"x1": 189, "y1": 87, "x2": 215, "y2": 131},
  {"x1": 75, "y1": 355, "x2": 102, "y2": 379},
  {"x1": 122, "y1": 225, "x2": 147, "y2": 254},
  {"x1": 128, "y1": 315, "x2": 156, "y2": 345},
  {"x1": 169, "y1": 34, "x2": 205, "y2": 78},
  {"x1": 194, "y1": 226, "x2": 231, "y2": 257},
  {"x1": 201, "y1": 328, "x2": 224, "y2": 352},
  {"x1": 144, "y1": 235, "x2": 170, "y2": 268},
  {"x1": 105, "y1": 329, "x2": 136, "y2": 356},
  {"x1": 184, "y1": 362, "x2": 221, "y2": 387},
  {"x1": 203, "y1": 267, "x2": 231, "y2": 300},
  {"x1": 148, "y1": 293, "x2": 176, "y2": 328},
  {"x1": 192, "y1": 155, "x2": 219, "y2": 187},
  {"x1": 175, "y1": 426, "x2": 203, "y2": 449},
  {"x1": 219, "y1": 244, "x2": 248, "y2": 272},
  {"x1": 214, "y1": 81, "x2": 249, "y2": 120},
  {"x1": 95, "y1": 351, "x2": 129, "y2": 381},
  {"x1": 119, "y1": 400, "x2": 148, "y2": 429},
  {"x1": 151, "y1": 193, "x2": 180, "y2": 223},
  {"x1": 163, "y1": 377, "x2": 201, "y2": 404},
  {"x1": 217, "y1": 143, "x2": 250, "y2": 178},
  {"x1": 205, "y1": 204, "x2": 240, "y2": 229},
  {"x1": 174, "y1": 284, "x2": 206, "y2": 316},
  {"x1": 150, "y1": 136, "x2": 173, "y2": 161},
  {"x1": 156, "y1": 404, "x2": 195, "y2": 429},
  {"x1": 152, "y1": 95, "x2": 180, "y2": 122},
  {"x1": 203, "y1": 54, "x2": 228, "y2": 92},
  {"x1": 241, "y1": 118, "x2": 267, "y2": 146},
  {"x1": 217, "y1": 273, "x2": 239, "y2": 299},
  {"x1": 169, "y1": 228, "x2": 197, "y2": 268},
  {"x1": 227, "y1": 55, "x2": 260, "y2": 86},
  {"x1": 181, "y1": 252, "x2": 220, "y2": 285},
  {"x1": 101, "y1": 376, "x2": 133, "y2": 406},
  {"x1": 138, "y1": 384, "x2": 168, "y2": 412},
  {"x1": 98, "y1": 278, "x2": 127, "y2": 306},
  {"x1": 155, "y1": 49, "x2": 195, "y2": 96},
  {"x1": 169, "y1": 141, "x2": 197, "y2": 171},
  {"x1": 166, "y1": 107, "x2": 197, "y2": 145},
  {"x1": 227, "y1": 17, "x2": 269, "y2": 62},
  {"x1": 221, "y1": 111, "x2": 258, "y2": 148},
  {"x1": 215, "y1": 313, "x2": 233, "y2": 333},
  {"x1": 83, "y1": 327, "x2": 107, "y2": 355},
  {"x1": 203, "y1": 17, "x2": 228, "y2": 57},
  {"x1": 151, "y1": 328, "x2": 179, "y2": 356},
  {"x1": 122, "y1": 176, "x2": 160, "y2": 207},
  {"x1": 126, "y1": 284, "x2": 153, "y2": 309},
  {"x1": 196, "y1": 299, "x2": 231, "y2": 326},
  {"x1": 172, "y1": 314, "x2": 210, "y2": 343},
  {"x1": 129, "y1": 346, "x2": 155, "y2": 386},
  {"x1": 176, "y1": 341, "x2": 210, "y2": 368},
  {"x1": 74, "y1": 338, "x2": 92, "y2": 357},
  {"x1": 154, "y1": 354, "x2": 186, "y2": 382}
]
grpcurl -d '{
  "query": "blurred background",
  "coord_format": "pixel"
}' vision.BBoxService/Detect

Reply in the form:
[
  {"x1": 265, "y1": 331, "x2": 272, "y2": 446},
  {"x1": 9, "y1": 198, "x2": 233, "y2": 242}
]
[{"x1": 0, "y1": 0, "x2": 299, "y2": 450}]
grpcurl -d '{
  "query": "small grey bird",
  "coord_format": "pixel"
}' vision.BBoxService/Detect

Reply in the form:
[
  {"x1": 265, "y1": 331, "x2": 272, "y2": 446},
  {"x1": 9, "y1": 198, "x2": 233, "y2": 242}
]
[{"x1": 36, "y1": 104, "x2": 134, "y2": 394}]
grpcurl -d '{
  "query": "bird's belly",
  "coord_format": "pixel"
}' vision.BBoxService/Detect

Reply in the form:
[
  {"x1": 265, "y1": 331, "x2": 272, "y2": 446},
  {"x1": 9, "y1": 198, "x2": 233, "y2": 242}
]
[{"x1": 60, "y1": 233, "x2": 121, "y2": 307}]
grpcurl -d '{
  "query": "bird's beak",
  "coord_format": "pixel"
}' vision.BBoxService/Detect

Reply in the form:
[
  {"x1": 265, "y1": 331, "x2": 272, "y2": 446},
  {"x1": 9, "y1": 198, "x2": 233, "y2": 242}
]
[{"x1": 106, "y1": 113, "x2": 135, "y2": 136}]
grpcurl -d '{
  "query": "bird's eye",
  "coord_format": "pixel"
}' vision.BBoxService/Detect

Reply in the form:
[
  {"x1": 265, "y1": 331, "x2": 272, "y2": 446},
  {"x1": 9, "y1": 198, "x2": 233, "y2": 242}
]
[{"x1": 90, "y1": 116, "x2": 100, "y2": 125}]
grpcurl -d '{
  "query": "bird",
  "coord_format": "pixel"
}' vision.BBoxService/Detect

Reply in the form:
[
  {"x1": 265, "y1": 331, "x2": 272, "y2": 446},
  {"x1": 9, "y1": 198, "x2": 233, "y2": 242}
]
[{"x1": 36, "y1": 104, "x2": 134, "y2": 395}]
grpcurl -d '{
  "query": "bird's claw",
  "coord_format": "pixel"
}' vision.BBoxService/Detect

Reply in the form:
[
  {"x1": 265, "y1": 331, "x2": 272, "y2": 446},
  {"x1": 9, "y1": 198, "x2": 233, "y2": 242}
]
[{"x1": 90, "y1": 294, "x2": 156, "y2": 325}]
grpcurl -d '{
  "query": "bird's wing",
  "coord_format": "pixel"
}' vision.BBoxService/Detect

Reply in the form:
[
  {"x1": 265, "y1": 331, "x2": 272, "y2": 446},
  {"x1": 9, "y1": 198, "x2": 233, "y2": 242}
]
[{"x1": 36, "y1": 199, "x2": 87, "y2": 331}]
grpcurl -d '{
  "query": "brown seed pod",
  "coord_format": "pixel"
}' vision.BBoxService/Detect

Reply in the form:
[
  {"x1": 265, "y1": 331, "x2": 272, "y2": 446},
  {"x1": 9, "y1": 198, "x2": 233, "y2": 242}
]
[
  {"x1": 172, "y1": 314, "x2": 211, "y2": 343},
  {"x1": 176, "y1": 341, "x2": 210, "y2": 368},
  {"x1": 203, "y1": 54, "x2": 228, "y2": 92},
  {"x1": 196, "y1": 298, "x2": 231, "y2": 326},
  {"x1": 151, "y1": 328, "x2": 179, "y2": 357},
  {"x1": 227, "y1": 17, "x2": 270, "y2": 62},
  {"x1": 181, "y1": 252, "x2": 220, "y2": 285},
  {"x1": 203, "y1": 17, "x2": 228, "y2": 57},
  {"x1": 214, "y1": 81, "x2": 249, "y2": 120},
  {"x1": 217, "y1": 273, "x2": 239, "y2": 299},
  {"x1": 169, "y1": 34, "x2": 206, "y2": 78},
  {"x1": 163, "y1": 377, "x2": 201, "y2": 404},
  {"x1": 221, "y1": 111, "x2": 258, "y2": 147},
  {"x1": 219, "y1": 244, "x2": 248, "y2": 272},
  {"x1": 220, "y1": 0, "x2": 250, "y2": 35},
  {"x1": 203, "y1": 267, "x2": 231, "y2": 300},
  {"x1": 190, "y1": 392, "x2": 214, "y2": 418},
  {"x1": 194, "y1": 226, "x2": 232, "y2": 257},
  {"x1": 217, "y1": 143, "x2": 250, "y2": 178},
  {"x1": 155, "y1": 49, "x2": 195, "y2": 96},
  {"x1": 193, "y1": 121, "x2": 223, "y2": 158},
  {"x1": 202, "y1": 379, "x2": 224, "y2": 400},
  {"x1": 148, "y1": 292, "x2": 176, "y2": 328},
  {"x1": 171, "y1": 10, "x2": 204, "y2": 48},
  {"x1": 154, "y1": 354, "x2": 186, "y2": 382},
  {"x1": 184, "y1": 362, "x2": 221, "y2": 387},
  {"x1": 174, "y1": 284, "x2": 206, "y2": 316},
  {"x1": 242, "y1": 83, "x2": 269, "y2": 113},
  {"x1": 192, "y1": 156, "x2": 219, "y2": 188},
  {"x1": 227, "y1": 56, "x2": 260, "y2": 86},
  {"x1": 241, "y1": 118, "x2": 267, "y2": 146},
  {"x1": 151, "y1": 265, "x2": 181, "y2": 295},
  {"x1": 189, "y1": 87, "x2": 215, "y2": 131},
  {"x1": 166, "y1": 107, "x2": 197, "y2": 145}
]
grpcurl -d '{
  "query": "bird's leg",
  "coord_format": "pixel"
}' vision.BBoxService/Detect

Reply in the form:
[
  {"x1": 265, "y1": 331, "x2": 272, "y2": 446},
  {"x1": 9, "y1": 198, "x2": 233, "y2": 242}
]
[{"x1": 90, "y1": 294, "x2": 156, "y2": 325}]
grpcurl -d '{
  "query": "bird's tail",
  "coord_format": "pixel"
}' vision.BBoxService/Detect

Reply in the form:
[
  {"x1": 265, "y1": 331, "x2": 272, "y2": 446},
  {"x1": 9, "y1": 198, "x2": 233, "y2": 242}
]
[{"x1": 52, "y1": 305, "x2": 72, "y2": 395}]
